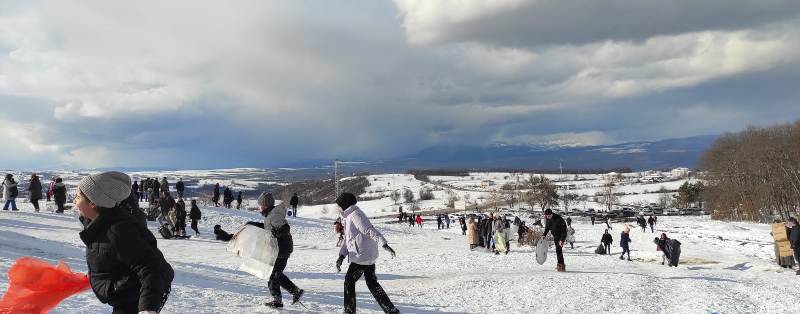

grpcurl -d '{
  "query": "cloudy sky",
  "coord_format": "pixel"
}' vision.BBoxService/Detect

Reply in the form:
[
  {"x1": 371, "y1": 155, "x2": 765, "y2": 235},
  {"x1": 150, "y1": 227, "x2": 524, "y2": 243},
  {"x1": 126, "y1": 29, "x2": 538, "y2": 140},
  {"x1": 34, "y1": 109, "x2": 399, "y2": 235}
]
[{"x1": 1, "y1": 0, "x2": 799, "y2": 169}]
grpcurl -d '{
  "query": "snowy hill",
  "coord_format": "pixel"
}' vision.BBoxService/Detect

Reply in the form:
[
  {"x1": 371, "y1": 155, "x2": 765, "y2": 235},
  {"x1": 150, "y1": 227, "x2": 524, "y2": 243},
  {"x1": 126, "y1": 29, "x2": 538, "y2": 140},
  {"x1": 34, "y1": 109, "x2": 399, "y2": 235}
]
[{"x1": 1, "y1": 199, "x2": 799, "y2": 313}]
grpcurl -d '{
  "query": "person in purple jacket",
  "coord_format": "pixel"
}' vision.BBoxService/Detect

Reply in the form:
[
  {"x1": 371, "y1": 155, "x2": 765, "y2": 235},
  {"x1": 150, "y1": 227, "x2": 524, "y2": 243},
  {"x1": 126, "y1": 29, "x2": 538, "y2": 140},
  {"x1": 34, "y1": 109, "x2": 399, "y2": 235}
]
[{"x1": 335, "y1": 193, "x2": 399, "y2": 314}]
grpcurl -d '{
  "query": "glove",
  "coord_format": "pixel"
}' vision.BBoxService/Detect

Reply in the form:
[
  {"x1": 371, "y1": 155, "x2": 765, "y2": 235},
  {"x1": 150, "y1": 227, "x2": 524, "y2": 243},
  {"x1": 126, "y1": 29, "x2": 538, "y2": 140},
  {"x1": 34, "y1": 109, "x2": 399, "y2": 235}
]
[
  {"x1": 336, "y1": 255, "x2": 345, "y2": 272},
  {"x1": 383, "y1": 244, "x2": 396, "y2": 259}
]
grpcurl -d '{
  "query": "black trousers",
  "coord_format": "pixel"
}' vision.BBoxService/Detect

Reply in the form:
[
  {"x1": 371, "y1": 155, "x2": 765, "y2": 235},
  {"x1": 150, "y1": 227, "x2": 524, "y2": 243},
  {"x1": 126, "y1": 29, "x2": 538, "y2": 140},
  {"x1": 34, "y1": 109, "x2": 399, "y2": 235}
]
[
  {"x1": 31, "y1": 199, "x2": 40, "y2": 211},
  {"x1": 191, "y1": 219, "x2": 199, "y2": 234},
  {"x1": 269, "y1": 257, "x2": 299, "y2": 299},
  {"x1": 555, "y1": 241, "x2": 564, "y2": 265},
  {"x1": 604, "y1": 243, "x2": 611, "y2": 255},
  {"x1": 344, "y1": 263, "x2": 396, "y2": 314}
]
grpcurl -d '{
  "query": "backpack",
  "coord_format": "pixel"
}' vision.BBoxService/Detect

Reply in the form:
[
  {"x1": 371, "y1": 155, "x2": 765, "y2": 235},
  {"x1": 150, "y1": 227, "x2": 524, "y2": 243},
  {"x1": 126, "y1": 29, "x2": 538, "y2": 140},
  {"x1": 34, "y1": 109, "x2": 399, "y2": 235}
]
[
  {"x1": 159, "y1": 224, "x2": 174, "y2": 239},
  {"x1": 9, "y1": 185, "x2": 18, "y2": 198}
]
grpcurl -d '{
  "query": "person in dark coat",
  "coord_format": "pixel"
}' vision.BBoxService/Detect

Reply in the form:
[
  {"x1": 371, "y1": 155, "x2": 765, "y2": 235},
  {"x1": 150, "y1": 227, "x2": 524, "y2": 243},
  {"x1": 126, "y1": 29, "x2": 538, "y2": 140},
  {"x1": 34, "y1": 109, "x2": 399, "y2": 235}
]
[
  {"x1": 53, "y1": 178, "x2": 67, "y2": 213},
  {"x1": 75, "y1": 172, "x2": 173, "y2": 314},
  {"x1": 436, "y1": 214, "x2": 443, "y2": 230},
  {"x1": 601, "y1": 229, "x2": 613, "y2": 255},
  {"x1": 590, "y1": 214, "x2": 595, "y2": 225},
  {"x1": 138, "y1": 179, "x2": 145, "y2": 201},
  {"x1": 654, "y1": 233, "x2": 671, "y2": 265},
  {"x1": 648, "y1": 215, "x2": 656, "y2": 233},
  {"x1": 151, "y1": 179, "x2": 161, "y2": 201},
  {"x1": 542, "y1": 209, "x2": 568, "y2": 272},
  {"x1": 620, "y1": 226, "x2": 632, "y2": 261},
  {"x1": 289, "y1": 193, "x2": 299, "y2": 217},
  {"x1": 212, "y1": 183, "x2": 220, "y2": 207},
  {"x1": 189, "y1": 200, "x2": 202, "y2": 235},
  {"x1": 2, "y1": 174, "x2": 18, "y2": 211},
  {"x1": 788, "y1": 217, "x2": 800, "y2": 275},
  {"x1": 131, "y1": 180, "x2": 139, "y2": 202},
  {"x1": 175, "y1": 178, "x2": 185, "y2": 198},
  {"x1": 259, "y1": 192, "x2": 304, "y2": 308},
  {"x1": 174, "y1": 198, "x2": 187, "y2": 236},
  {"x1": 460, "y1": 217, "x2": 467, "y2": 236},
  {"x1": 236, "y1": 191, "x2": 243, "y2": 209},
  {"x1": 223, "y1": 187, "x2": 233, "y2": 209},
  {"x1": 27, "y1": 174, "x2": 43, "y2": 212}
]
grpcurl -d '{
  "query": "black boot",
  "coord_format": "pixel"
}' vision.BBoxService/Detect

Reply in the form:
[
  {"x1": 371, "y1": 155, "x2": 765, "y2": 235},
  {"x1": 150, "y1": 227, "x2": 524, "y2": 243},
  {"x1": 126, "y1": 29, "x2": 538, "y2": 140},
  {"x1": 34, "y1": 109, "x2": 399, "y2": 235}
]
[{"x1": 265, "y1": 298, "x2": 283, "y2": 308}]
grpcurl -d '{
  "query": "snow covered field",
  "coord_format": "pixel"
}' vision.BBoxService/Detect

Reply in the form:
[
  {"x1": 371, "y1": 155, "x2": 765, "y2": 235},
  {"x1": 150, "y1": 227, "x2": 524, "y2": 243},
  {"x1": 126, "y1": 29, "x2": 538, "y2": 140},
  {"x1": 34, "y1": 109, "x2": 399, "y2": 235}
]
[{"x1": 1, "y1": 200, "x2": 798, "y2": 314}]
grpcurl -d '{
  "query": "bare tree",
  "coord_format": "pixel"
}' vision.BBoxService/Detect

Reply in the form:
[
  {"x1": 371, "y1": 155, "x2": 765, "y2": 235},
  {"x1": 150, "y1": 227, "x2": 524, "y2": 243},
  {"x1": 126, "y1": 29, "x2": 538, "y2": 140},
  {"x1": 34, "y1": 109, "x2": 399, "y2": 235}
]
[
  {"x1": 597, "y1": 183, "x2": 618, "y2": 212},
  {"x1": 403, "y1": 188, "x2": 415, "y2": 204},
  {"x1": 561, "y1": 192, "x2": 579, "y2": 212},
  {"x1": 390, "y1": 190, "x2": 401, "y2": 205}
]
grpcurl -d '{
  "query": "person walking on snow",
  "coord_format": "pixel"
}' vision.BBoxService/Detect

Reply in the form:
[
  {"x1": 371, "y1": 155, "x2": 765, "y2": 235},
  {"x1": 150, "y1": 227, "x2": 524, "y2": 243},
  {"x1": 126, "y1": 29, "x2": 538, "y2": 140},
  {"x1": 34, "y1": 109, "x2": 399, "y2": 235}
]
[
  {"x1": 416, "y1": 215, "x2": 423, "y2": 228},
  {"x1": 47, "y1": 176, "x2": 56, "y2": 202},
  {"x1": 620, "y1": 226, "x2": 632, "y2": 261},
  {"x1": 436, "y1": 214, "x2": 443, "y2": 230},
  {"x1": 788, "y1": 217, "x2": 800, "y2": 275},
  {"x1": 27, "y1": 174, "x2": 43, "y2": 212},
  {"x1": 566, "y1": 224, "x2": 576, "y2": 249},
  {"x1": 591, "y1": 214, "x2": 595, "y2": 226},
  {"x1": 175, "y1": 178, "x2": 185, "y2": 198},
  {"x1": 75, "y1": 171, "x2": 173, "y2": 313},
  {"x1": 542, "y1": 209, "x2": 568, "y2": 272},
  {"x1": 605, "y1": 216, "x2": 613, "y2": 230},
  {"x1": 259, "y1": 192, "x2": 304, "y2": 308},
  {"x1": 174, "y1": 198, "x2": 187, "y2": 236},
  {"x1": 334, "y1": 218, "x2": 345, "y2": 247},
  {"x1": 131, "y1": 180, "x2": 139, "y2": 202},
  {"x1": 2, "y1": 174, "x2": 19, "y2": 211},
  {"x1": 601, "y1": 229, "x2": 613, "y2": 255},
  {"x1": 53, "y1": 178, "x2": 67, "y2": 213},
  {"x1": 236, "y1": 191, "x2": 243, "y2": 209},
  {"x1": 654, "y1": 233, "x2": 671, "y2": 265},
  {"x1": 212, "y1": 183, "x2": 220, "y2": 207},
  {"x1": 460, "y1": 216, "x2": 467, "y2": 235},
  {"x1": 467, "y1": 217, "x2": 479, "y2": 250},
  {"x1": 648, "y1": 215, "x2": 656, "y2": 233},
  {"x1": 160, "y1": 177, "x2": 169, "y2": 193},
  {"x1": 289, "y1": 193, "x2": 299, "y2": 217},
  {"x1": 445, "y1": 215, "x2": 451, "y2": 229},
  {"x1": 334, "y1": 193, "x2": 399, "y2": 314},
  {"x1": 189, "y1": 199, "x2": 202, "y2": 236}
]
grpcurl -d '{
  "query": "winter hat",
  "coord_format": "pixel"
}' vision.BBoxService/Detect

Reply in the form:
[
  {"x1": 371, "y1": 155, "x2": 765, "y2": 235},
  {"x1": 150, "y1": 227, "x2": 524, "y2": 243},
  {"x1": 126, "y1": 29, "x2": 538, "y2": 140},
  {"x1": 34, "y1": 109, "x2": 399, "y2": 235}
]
[
  {"x1": 77, "y1": 171, "x2": 132, "y2": 208},
  {"x1": 544, "y1": 208, "x2": 553, "y2": 215},
  {"x1": 257, "y1": 192, "x2": 275, "y2": 209},
  {"x1": 335, "y1": 192, "x2": 357, "y2": 210}
]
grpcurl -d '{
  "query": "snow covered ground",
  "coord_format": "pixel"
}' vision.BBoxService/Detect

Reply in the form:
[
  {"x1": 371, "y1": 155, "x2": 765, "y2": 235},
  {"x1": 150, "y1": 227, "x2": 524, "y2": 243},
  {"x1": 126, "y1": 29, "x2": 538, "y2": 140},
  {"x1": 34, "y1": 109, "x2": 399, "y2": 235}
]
[{"x1": 1, "y1": 200, "x2": 798, "y2": 314}]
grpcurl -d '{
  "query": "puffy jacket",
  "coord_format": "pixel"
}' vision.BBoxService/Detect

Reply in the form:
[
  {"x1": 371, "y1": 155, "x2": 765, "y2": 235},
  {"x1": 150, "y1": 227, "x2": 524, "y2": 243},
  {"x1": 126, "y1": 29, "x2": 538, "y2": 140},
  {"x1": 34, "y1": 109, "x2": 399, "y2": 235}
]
[
  {"x1": 290, "y1": 195, "x2": 299, "y2": 206},
  {"x1": 175, "y1": 181, "x2": 184, "y2": 192},
  {"x1": 338, "y1": 205, "x2": 388, "y2": 265},
  {"x1": 601, "y1": 233, "x2": 613, "y2": 245},
  {"x1": 79, "y1": 207, "x2": 173, "y2": 311},
  {"x1": 28, "y1": 178, "x2": 43, "y2": 201},
  {"x1": 53, "y1": 182, "x2": 67, "y2": 204},
  {"x1": 790, "y1": 226, "x2": 800, "y2": 248},
  {"x1": 189, "y1": 204, "x2": 202, "y2": 220},
  {"x1": 543, "y1": 213, "x2": 567, "y2": 242},
  {"x1": 2, "y1": 178, "x2": 17, "y2": 200},
  {"x1": 620, "y1": 231, "x2": 632, "y2": 248},
  {"x1": 264, "y1": 205, "x2": 293, "y2": 258},
  {"x1": 467, "y1": 221, "x2": 479, "y2": 245}
]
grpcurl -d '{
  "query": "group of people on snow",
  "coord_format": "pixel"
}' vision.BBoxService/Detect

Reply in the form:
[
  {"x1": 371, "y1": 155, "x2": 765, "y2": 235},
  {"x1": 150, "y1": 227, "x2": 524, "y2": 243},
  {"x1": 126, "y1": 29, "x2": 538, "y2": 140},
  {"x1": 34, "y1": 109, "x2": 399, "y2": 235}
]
[{"x1": 2, "y1": 173, "x2": 67, "y2": 213}]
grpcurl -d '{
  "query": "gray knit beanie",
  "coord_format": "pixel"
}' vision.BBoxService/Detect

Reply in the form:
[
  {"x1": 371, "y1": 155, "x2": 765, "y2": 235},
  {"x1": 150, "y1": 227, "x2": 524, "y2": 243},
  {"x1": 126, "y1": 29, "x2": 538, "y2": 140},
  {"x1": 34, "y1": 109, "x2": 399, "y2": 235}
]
[
  {"x1": 77, "y1": 171, "x2": 132, "y2": 208},
  {"x1": 257, "y1": 192, "x2": 275, "y2": 209}
]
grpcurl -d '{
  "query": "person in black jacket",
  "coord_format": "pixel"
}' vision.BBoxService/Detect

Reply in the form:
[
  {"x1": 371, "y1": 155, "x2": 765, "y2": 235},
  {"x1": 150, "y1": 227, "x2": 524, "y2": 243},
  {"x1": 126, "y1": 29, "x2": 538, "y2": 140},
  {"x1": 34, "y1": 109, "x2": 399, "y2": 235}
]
[
  {"x1": 53, "y1": 178, "x2": 67, "y2": 213},
  {"x1": 542, "y1": 209, "x2": 568, "y2": 272},
  {"x1": 174, "y1": 198, "x2": 187, "y2": 236},
  {"x1": 75, "y1": 172, "x2": 173, "y2": 314},
  {"x1": 27, "y1": 174, "x2": 43, "y2": 212},
  {"x1": 259, "y1": 192, "x2": 304, "y2": 308},
  {"x1": 289, "y1": 193, "x2": 299, "y2": 217},
  {"x1": 189, "y1": 200, "x2": 202, "y2": 235},
  {"x1": 788, "y1": 217, "x2": 800, "y2": 275},
  {"x1": 236, "y1": 191, "x2": 243, "y2": 209},
  {"x1": 601, "y1": 229, "x2": 613, "y2": 255},
  {"x1": 175, "y1": 178, "x2": 185, "y2": 198},
  {"x1": 212, "y1": 183, "x2": 220, "y2": 207},
  {"x1": 131, "y1": 180, "x2": 139, "y2": 201}
]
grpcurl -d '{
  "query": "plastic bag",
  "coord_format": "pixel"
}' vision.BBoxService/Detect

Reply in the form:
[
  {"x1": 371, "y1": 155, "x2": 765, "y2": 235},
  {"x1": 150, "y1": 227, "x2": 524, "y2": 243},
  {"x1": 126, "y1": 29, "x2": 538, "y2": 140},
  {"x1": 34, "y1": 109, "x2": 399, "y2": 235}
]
[
  {"x1": 0, "y1": 257, "x2": 90, "y2": 314},
  {"x1": 227, "y1": 225, "x2": 279, "y2": 279}
]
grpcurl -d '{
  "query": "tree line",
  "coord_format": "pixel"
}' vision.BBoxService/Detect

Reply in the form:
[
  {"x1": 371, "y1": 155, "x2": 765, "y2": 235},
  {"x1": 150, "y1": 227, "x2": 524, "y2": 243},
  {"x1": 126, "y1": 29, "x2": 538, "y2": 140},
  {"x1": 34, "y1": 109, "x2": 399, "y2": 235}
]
[{"x1": 700, "y1": 120, "x2": 800, "y2": 222}]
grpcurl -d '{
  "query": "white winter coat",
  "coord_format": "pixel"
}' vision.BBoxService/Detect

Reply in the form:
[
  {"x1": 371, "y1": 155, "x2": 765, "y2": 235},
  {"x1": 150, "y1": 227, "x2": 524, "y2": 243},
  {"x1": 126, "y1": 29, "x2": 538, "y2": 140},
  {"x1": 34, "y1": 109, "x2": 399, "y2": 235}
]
[
  {"x1": 2, "y1": 179, "x2": 17, "y2": 201},
  {"x1": 338, "y1": 205, "x2": 387, "y2": 265}
]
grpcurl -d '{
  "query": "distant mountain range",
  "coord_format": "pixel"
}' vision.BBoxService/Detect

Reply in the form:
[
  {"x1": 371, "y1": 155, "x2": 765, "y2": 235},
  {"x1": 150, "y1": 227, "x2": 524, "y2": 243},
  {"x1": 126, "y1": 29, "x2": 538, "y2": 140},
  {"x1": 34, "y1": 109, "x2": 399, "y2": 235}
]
[{"x1": 386, "y1": 135, "x2": 717, "y2": 171}]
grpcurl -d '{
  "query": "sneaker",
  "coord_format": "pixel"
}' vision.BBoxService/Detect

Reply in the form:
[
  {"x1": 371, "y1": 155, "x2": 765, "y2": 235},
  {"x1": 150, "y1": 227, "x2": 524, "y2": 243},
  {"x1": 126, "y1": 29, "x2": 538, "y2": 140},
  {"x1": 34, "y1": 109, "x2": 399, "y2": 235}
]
[
  {"x1": 265, "y1": 300, "x2": 284, "y2": 308},
  {"x1": 619, "y1": 256, "x2": 623, "y2": 260},
  {"x1": 627, "y1": 258, "x2": 632, "y2": 261},
  {"x1": 292, "y1": 289, "x2": 304, "y2": 305}
]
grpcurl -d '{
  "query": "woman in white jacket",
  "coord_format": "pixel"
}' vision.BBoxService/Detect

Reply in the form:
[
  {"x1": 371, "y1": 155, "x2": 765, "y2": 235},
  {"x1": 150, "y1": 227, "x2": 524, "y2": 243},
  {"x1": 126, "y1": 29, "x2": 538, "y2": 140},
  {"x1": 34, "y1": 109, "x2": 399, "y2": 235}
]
[
  {"x1": 335, "y1": 193, "x2": 399, "y2": 314},
  {"x1": 2, "y1": 174, "x2": 18, "y2": 211}
]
